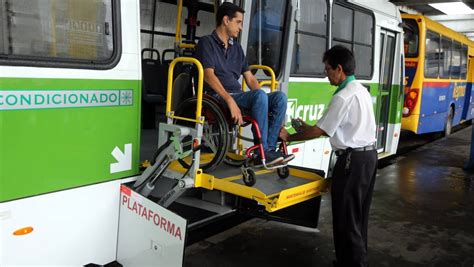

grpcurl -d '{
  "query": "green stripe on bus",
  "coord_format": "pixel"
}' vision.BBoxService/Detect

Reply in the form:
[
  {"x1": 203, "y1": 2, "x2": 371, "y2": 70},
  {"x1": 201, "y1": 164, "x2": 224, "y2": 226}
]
[
  {"x1": 0, "y1": 77, "x2": 141, "y2": 202},
  {"x1": 288, "y1": 81, "x2": 402, "y2": 126}
]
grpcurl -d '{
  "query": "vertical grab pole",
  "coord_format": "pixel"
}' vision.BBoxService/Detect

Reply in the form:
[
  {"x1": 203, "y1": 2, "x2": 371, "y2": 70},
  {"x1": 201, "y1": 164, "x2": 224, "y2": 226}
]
[{"x1": 175, "y1": 0, "x2": 184, "y2": 44}]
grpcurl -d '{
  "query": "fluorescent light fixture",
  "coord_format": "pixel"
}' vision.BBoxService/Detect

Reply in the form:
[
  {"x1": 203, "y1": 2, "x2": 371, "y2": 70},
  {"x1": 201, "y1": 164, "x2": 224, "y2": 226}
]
[{"x1": 429, "y1": 2, "x2": 474, "y2": 15}]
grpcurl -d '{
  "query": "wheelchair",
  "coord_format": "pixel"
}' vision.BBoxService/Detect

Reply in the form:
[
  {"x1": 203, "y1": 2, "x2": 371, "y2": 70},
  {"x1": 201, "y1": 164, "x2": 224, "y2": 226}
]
[{"x1": 172, "y1": 64, "x2": 291, "y2": 186}]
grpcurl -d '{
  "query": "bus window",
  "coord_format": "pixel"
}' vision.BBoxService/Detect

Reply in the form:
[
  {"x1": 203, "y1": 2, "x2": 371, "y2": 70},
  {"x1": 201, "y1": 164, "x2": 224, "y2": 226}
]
[
  {"x1": 246, "y1": 0, "x2": 288, "y2": 77},
  {"x1": 290, "y1": 0, "x2": 328, "y2": 77},
  {"x1": 140, "y1": 0, "x2": 156, "y2": 49},
  {"x1": 451, "y1": 41, "x2": 462, "y2": 79},
  {"x1": 439, "y1": 36, "x2": 452, "y2": 79},
  {"x1": 332, "y1": 3, "x2": 374, "y2": 79},
  {"x1": 461, "y1": 45, "x2": 468, "y2": 79},
  {"x1": 402, "y1": 19, "x2": 419, "y2": 58},
  {"x1": 353, "y1": 11, "x2": 373, "y2": 78},
  {"x1": 424, "y1": 30, "x2": 440, "y2": 78},
  {"x1": 195, "y1": 8, "x2": 216, "y2": 38},
  {"x1": 0, "y1": 0, "x2": 115, "y2": 65},
  {"x1": 140, "y1": 1, "x2": 188, "y2": 52},
  {"x1": 332, "y1": 5, "x2": 353, "y2": 44}
]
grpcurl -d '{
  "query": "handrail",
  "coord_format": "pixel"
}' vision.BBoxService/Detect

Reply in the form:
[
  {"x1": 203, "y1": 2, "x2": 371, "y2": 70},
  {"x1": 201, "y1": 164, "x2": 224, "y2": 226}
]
[
  {"x1": 242, "y1": 64, "x2": 277, "y2": 92},
  {"x1": 179, "y1": 43, "x2": 196, "y2": 49},
  {"x1": 175, "y1": 0, "x2": 184, "y2": 44},
  {"x1": 166, "y1": 57, "x2": 204, "y2": 124}
]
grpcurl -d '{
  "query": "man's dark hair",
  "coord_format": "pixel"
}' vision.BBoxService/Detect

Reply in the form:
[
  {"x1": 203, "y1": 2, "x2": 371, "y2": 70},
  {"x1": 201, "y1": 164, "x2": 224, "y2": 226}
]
[
  {"x1": 216, "y1": 2, "x2": 245, "y2": 26},
  {"x1": 322, "y1": 45, "x2": 356, "y2": 76}
]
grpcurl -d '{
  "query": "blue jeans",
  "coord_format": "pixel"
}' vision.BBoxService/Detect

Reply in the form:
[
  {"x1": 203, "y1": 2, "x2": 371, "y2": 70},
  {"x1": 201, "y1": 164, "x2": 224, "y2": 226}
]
[{"x1": 231, "y1": 90, "x2": 287, "y2": 151}]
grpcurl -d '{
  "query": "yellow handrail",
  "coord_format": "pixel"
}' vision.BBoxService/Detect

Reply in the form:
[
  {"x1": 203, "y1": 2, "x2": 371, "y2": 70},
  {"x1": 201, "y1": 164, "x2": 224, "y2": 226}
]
[
  {"x1": 175, "y1": 0, "x2": 184, "y2": 43},
  {"x1": 166, "y1": 57, "x2": 204, "y2": 124},
  {"x1": 242, "y1": 65, "x2": 277, "y2": 92},
  {"x1": 179, "y1": 43, "x2": 196, "y2": 49}
]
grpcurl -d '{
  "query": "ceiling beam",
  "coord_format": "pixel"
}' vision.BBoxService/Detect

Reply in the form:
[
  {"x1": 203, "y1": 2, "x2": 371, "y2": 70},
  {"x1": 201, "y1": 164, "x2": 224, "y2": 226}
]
[
  {"x1": 429, "y1": 13, "x2": 474, "y2": 21},
  {"x1": 390, "y1": 0, "x2": 463, "y2": 6},
  {"x1": 391, "y1": 0, "x2": 474, "y2": 8},
  {"x1": 464, "y1": 1, "x2": 474, "y2": 9},
  {"x1": 428, "y1": 15, "x2": 474, "y2": 35}
]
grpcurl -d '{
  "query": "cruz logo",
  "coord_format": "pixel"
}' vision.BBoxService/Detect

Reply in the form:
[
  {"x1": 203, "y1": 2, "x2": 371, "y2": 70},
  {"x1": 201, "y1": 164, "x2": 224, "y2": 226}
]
[{"x1": 286, "y1": 98, "x2": 325, "y2": 128}]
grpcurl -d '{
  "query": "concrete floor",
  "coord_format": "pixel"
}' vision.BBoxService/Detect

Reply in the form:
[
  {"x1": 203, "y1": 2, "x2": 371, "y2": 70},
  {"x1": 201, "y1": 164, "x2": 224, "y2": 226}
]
[{"x1": 184, "y1": 127, "x2": 474, "y2": 267}]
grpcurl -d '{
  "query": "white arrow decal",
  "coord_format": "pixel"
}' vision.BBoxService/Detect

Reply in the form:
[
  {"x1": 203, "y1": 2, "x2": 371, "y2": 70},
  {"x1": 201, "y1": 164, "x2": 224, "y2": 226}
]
[{"x1": 110, "y1": 143, "x2": 132, "y2": 173}]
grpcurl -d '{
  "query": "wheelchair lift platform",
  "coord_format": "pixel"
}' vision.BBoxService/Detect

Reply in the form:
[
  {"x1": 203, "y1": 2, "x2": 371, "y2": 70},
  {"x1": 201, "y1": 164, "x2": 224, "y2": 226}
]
[
  {"x1": 167, "y1": 156, "x2": 327, "y2": 213},
  {"x1": 135, "y1": 57, "x2": 327, "y2": 214}
]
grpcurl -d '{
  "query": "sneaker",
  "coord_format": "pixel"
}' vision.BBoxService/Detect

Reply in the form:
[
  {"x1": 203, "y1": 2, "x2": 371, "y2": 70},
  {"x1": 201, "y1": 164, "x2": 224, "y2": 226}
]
[
  {"x1": 280, "y1": 152, "x2": 295, "y2": 163},
  {"x1": 263, "y1": 150, "x2": 284, "y2": 165}
]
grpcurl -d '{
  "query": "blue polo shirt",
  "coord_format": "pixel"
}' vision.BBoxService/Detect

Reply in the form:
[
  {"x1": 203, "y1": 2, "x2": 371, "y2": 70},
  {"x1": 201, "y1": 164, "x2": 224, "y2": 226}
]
[{"x1": 195, "y1": 31, "x2": 249, "y2": 94}]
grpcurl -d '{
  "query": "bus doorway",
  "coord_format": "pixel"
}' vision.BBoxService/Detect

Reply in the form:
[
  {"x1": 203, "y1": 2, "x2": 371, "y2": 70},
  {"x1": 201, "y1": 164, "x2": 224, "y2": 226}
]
[{"x1": 376, "y1": 30, "x2": 397, "y2": 152}]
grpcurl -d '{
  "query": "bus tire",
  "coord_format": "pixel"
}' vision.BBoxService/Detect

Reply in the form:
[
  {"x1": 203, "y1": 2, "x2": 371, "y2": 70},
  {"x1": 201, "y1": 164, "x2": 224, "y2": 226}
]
[{"x1": 444, "y1": 108, "x2": 454, "y2": 136}]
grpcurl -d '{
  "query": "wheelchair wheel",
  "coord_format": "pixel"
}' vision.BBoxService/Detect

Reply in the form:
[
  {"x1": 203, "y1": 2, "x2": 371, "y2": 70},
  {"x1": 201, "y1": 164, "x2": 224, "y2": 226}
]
[
  {"x1": 243, "y1": 168, "x2": 256, "y2": 186},
  {"x1": 175, "y1": 97, "x2": 229, "y2": 172},
  {"x1": 277, "y1": 166, "x2": 290, "y2": 179}
]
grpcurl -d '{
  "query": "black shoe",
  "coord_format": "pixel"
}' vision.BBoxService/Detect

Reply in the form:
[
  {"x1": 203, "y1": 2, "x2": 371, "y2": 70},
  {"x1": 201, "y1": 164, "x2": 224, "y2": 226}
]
[
  {"x1": 265, "y1": 150, "x2": 284, "y2": 165},
  {"x1": 280, "y1": 152, "x2": 295, "y2": 163}
]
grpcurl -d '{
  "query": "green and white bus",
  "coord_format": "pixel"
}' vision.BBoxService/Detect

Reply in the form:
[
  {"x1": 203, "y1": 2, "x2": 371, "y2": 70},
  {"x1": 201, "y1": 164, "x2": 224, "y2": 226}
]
[
  {"x1": 282, "y1": 0, "x2": 404, "y2": 172},
  {"x1": 0, "y1": 0, "x2": 403, "y2": 265}
]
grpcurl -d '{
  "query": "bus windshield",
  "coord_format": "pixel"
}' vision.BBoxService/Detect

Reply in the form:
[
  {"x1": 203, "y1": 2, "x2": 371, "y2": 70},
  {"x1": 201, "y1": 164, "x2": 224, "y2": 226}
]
[{"x1": 402, "y1": 19, "x2": 419, "y2": 58}]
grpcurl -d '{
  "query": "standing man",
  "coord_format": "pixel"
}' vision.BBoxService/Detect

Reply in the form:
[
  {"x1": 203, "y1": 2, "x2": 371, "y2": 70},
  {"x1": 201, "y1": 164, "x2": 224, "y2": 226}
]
[
  {"x1": 194, "y1": 2, "x2": 294, "y2": 165},
  {"x1": 280, "y1": 45, "x2": 377, "y2": 267}
]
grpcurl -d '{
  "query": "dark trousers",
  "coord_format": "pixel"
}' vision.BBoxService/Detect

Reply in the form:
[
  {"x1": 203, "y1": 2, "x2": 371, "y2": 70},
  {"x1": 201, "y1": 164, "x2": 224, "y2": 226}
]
[{"x1": 331, "y1": 150, "x2": 377, "y2": 267}]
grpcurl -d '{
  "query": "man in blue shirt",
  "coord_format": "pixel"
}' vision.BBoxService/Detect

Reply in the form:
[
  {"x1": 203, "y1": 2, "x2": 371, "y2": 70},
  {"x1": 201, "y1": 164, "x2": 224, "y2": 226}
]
[{"x1": 195, "y1": 2, "x2": 293, "y2": 165}]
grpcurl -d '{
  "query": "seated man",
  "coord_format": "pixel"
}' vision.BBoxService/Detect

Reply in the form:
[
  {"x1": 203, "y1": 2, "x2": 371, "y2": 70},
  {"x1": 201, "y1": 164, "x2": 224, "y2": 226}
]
[{"x1": 195, "y1": 2, "x2": 294, "y2": 165}]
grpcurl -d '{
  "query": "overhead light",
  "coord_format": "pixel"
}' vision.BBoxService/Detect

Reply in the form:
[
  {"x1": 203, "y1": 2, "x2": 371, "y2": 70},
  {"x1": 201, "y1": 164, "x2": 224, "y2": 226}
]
[{"x1": 429, "y1": 2, "x2": 474, "y2": 15}]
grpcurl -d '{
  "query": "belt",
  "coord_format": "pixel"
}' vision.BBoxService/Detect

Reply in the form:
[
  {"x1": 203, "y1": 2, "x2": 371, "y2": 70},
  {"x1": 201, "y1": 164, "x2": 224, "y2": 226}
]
[{"x1": 335, "y1": 144, "x2": 376, "y2": 157}]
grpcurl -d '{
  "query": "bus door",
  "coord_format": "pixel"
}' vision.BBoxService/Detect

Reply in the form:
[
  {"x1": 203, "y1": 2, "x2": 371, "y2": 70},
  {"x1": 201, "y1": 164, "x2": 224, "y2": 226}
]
[{"x1": 376, "y1": 30, "x2": 397, "y2": 151}]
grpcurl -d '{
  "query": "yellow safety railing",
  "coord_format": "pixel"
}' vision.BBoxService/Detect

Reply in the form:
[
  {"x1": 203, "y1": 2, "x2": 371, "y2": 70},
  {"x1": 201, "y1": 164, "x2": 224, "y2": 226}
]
[
  {"x1": 175, "y1": 0, "x2": 184, "y2": 44},
  {"x1": 175, "y1": 0, "x2": 196, "y2": 50},
  {"x1": 242, "y1": 65, "x2": 278, "y2": 92},
  {"x1": 179, "y1": 43, "x2": 196, "y2": 49},
  {"x1": 166, "y1": 57, "x2": 204, "y2": 124}
]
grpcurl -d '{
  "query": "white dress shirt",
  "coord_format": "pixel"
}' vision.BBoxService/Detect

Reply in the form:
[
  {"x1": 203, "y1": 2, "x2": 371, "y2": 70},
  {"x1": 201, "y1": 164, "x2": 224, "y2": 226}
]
[{"x1": 316, "y1": 79, "x2": 376, "y2": 150}]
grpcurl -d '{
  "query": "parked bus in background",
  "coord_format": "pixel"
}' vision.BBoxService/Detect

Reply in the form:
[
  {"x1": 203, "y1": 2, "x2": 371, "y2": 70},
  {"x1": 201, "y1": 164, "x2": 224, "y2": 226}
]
[
  {"x1": 0, "y1": 0, "x2": 404, "y2": 265},
  {"x1": 401, "y1": 14, "x2": 474, "y2": 136}
]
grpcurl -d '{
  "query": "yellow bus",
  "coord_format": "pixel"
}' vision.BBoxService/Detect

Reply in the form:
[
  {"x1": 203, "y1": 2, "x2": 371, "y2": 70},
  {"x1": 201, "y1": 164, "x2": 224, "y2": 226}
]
[{"x1": 401, "y1": 14, "x2": 474, "y2": 135}]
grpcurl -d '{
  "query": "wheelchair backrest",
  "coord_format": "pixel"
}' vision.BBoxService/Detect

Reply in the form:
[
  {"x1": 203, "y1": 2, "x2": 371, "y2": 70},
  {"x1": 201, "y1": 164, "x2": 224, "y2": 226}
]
[{"x1": 172, "y1": 72, "x2": 193, "y2": 111}]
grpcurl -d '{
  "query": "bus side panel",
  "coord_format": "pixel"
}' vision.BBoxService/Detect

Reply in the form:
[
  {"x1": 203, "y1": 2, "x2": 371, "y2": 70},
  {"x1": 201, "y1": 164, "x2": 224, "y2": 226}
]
[
  {"x1": 463, "y1": 82, "x2": 474, "y2": 120},
  {"x1": 462, "y1": 57, "x2": 474, "y2": 120},
  {"x1": 417, "y1": 82, "x2": 449, "y2": 133},
  {"x1": 286, "y1": 81, "x2": 334, "y2": 172},
  {"x1": 0, "y1": 78, "x2": 141, "y2": 202},
  {"x1": 452, "y1": 82, "x2": 468, "y2": 126},
  {"x1": 0, "y1": 179, "x2": 128, "y2": 265}
]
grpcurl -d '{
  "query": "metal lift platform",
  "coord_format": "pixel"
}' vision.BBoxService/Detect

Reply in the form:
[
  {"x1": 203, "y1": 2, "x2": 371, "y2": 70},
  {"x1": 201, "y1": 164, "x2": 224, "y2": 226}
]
[
  {"x1": 135, "y1": 57, "x2": 328, "y2": 214},
  {"x1": 167, "y1": 155, "x2": 327, "y2": 213}
]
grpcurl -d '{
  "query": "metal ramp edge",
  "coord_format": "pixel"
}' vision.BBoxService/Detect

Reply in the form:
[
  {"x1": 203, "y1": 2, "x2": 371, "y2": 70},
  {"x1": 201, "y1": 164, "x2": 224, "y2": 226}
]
[{"x1": 168, "y1": 161, "x2": 328, "y2": 213}]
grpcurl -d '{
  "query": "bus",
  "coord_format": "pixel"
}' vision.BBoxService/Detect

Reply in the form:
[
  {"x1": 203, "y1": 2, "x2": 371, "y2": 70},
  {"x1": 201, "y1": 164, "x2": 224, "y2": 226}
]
[
  {"x1": 0, "y1": 0, "x2": 404, "y2": 265},
  {"x1": 401, "y1": 14, "x2": 474, "y2": 136},
  {"x1": 283, "y1": 0, "x2": 405, "y2": 170}
]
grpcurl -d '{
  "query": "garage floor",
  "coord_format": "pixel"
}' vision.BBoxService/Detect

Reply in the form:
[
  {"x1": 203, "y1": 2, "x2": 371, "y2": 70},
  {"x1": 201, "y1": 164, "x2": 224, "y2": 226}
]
[{"x1": 184, "y1": 127, "x2": 474, "y2": 267}]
